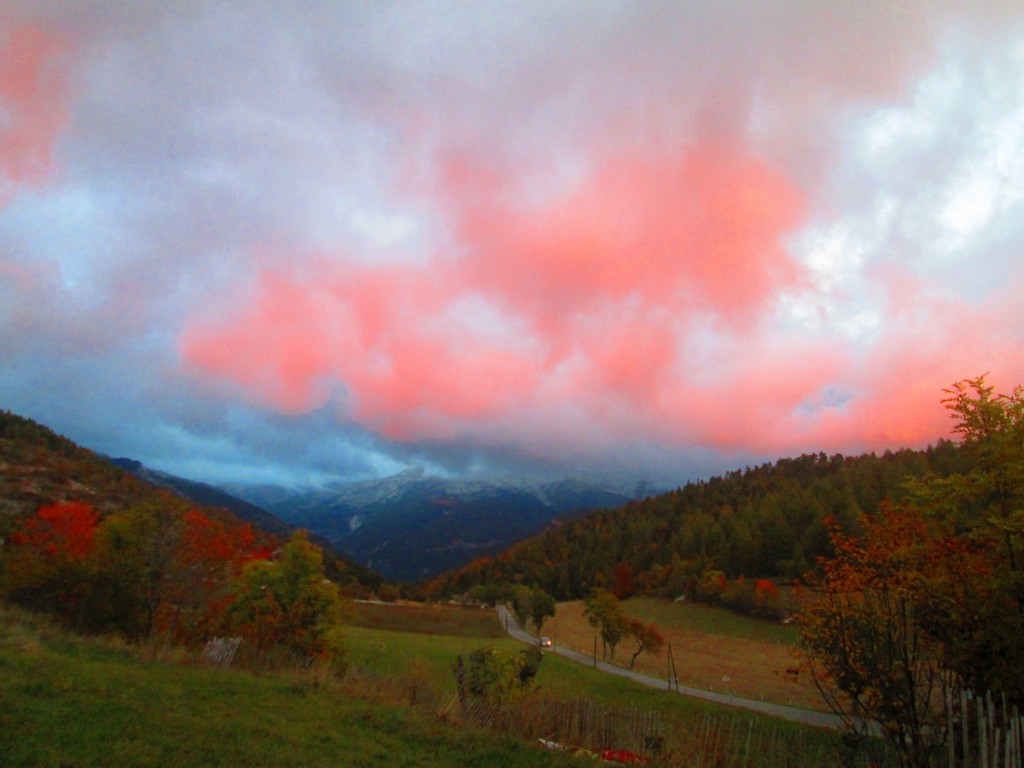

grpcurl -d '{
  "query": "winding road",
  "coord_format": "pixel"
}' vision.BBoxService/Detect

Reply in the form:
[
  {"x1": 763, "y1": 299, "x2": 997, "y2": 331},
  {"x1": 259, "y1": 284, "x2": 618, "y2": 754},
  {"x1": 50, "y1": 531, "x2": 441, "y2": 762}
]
[{"x1": 496, "y1": 605, "x2": 844, "y2": 730}]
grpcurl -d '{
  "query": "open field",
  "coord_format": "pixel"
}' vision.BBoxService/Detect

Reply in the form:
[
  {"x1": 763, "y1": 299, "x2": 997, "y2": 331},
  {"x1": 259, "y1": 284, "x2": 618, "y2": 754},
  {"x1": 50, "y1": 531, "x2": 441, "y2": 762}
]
[
  {"x1": 346, "y1": 624, "x2": 525, "y2": 687},
  {"x1": 343, "y1": 601, "x2": 843, "y2": 725},
  {"x1": 342, "y1": 602, "x2": 861, "y2": 765},
  {"x1": 347, "y1": 597, "x2": 821, "y2": 710},
  {"x1": 0, "y1": 607, "x2": 577, "y2": 768},
  {"x1": 541, "y1": 598, "x2": 822, "y2": 711},
  {"x1": 621, "y1": 596, "x2": 799, "y2": 645},
  {"x1": 3, "y1": 601, "x2": 884, "y2": 767}
]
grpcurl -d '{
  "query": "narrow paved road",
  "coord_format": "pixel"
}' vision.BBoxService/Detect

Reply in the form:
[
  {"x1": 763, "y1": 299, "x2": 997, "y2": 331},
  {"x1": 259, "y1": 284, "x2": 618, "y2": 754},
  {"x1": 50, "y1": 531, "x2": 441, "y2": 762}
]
[{"x1": 496, "y1": 605, "x2": 844, "y2": 730}]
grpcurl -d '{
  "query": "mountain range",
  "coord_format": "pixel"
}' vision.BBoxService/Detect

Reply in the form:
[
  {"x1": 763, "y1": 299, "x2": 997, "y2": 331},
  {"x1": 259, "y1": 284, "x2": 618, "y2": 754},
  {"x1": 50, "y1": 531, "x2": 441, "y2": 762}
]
[{"x1": 226, "y1": 469, "x2": 653, "y2": 582}]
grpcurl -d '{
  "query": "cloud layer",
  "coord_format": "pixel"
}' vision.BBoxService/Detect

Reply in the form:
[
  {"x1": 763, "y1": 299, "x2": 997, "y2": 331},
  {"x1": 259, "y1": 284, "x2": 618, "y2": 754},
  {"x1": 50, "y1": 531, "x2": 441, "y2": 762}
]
[{"x1": 2, "y1": 2, "x2": 1024, "y2": 486}]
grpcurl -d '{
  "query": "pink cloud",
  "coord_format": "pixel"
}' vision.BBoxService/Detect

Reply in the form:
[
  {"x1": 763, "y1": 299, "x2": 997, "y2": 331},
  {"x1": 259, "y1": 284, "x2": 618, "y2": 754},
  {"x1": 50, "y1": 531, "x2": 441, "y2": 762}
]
[
  {"x1": 748, "y1": 272, "x2": 1024, "y2": 456},
  {"x1": 180, "y1": 139, "x2": 809, "y2": 440},
  {"x1": 177, "y1": 133, "x2": 1024, "y2": 464},
  {"x1": 0, "y1": 23, "x2": 70, "y2": 205},
  {"x1": 839, "y1": 279, "x2": 1024, "y2": 449},
  {"x1": 444, "y1": 140, "x2": 806, "y2": 329},
  {"x1": 179, "y1": 262, "x2": 548, "y2": 438}
]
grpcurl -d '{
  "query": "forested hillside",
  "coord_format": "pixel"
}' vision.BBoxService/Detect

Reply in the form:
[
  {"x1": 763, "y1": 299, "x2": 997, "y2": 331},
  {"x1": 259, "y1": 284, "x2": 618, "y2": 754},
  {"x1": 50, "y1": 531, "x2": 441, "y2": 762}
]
[{"x1": 432, "y1": 443, "x2": 968, "y2": 600}]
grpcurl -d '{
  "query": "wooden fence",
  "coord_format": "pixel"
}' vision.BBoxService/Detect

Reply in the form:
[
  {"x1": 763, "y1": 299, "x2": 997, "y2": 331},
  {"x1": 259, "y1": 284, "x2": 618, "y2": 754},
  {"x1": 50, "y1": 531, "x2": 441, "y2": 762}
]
[{"x1": 947, "y1": 691, "x2": 1023, "y2": 768}]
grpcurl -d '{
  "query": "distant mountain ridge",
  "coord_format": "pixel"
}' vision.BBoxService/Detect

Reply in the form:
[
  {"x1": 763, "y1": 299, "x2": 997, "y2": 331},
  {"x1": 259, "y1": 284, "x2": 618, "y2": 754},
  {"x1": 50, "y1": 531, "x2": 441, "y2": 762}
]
[{"x1": 233, "y1": 470, "x2": 651, "y2": 583}]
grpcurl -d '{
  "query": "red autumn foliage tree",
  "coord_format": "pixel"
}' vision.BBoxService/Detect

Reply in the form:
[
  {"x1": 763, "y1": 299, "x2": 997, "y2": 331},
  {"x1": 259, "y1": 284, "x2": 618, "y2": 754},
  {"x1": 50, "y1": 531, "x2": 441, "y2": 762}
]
[
  {"x1": 612, "y1": 562, "x2": 637, "y2": 599},
  {"x1": 2, "y1": 501, "x2": 100, "y2": 625},
  {"x1": 1, "y1": 498, "x2": 281, "y2": 643},
  {"x1": 156, "y1": 509, "x2": 273, "y2": 644},
  {"x1": 626, "y1": 618, "x2": 664, "y2": 670},
  {"x1": 10, "y1": 500, "x2": 99, "y2": 559},
  {"x1": 754, "y1": 578, "x2": 778, "y2": 603},
  {"x1": 799, "y1": 506, "x2": 956, "y2": 768},
  {"x1": 176, "y1": 510, "x2": 272, "y2": 572}
]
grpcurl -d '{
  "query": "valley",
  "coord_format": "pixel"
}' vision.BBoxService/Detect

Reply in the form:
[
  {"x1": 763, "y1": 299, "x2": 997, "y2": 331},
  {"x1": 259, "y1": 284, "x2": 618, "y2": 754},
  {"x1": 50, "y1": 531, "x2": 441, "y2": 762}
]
[
  {"x1": 243, "y1": 469, "x2": 645, "y2": 582},
  {"x1": 4, "y1": 378, "x2": 1023, "y2": 767}
]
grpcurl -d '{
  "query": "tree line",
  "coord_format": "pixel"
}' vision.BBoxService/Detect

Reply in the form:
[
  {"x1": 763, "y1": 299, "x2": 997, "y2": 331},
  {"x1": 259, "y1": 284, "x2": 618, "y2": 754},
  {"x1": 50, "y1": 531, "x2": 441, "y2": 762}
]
[
  {"x1": 428, "y1": 439, "x2": 967, "y2": 607},
  {"x1": 0, "y1": 497, "x2": 347, "y2": 668}
]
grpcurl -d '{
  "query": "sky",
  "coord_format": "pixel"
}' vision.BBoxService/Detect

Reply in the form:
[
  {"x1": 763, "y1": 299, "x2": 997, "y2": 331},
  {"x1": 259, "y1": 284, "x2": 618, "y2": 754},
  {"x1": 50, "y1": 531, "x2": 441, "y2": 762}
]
[{"x1": 2, "y1": 1, "x2": 1023, "y2": 491}]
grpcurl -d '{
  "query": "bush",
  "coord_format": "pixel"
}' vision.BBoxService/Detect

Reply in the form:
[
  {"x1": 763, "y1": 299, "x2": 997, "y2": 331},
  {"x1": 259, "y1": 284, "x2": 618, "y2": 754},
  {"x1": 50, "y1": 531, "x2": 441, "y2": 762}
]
[{"x1": 451, "y1": 645, "x2": 544, "y2": 707}]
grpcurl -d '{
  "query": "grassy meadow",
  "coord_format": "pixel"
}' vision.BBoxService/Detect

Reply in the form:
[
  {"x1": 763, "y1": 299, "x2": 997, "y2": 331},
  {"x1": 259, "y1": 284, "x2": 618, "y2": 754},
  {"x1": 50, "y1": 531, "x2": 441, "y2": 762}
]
[
  {"x1": 0, "y1": 605, "x2": 577, "y2": 768},
  {"x1": 620, "y1": 595, "x2": 799, "y2": 644},
  {"x1": 2, "y1": 600, "x2": 892, "y2": 767}
]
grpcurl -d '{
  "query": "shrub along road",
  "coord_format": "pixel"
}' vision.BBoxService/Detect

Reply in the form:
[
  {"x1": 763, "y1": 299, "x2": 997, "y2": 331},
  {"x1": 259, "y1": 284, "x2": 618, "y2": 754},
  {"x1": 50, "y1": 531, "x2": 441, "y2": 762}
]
[{"x1": 496, "y1": 605, "x2": 842, "y2": 730}]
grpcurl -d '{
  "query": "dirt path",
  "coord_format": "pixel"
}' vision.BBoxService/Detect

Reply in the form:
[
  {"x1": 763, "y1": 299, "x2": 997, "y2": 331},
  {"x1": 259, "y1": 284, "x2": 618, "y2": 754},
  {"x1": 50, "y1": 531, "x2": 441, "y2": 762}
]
[{"x1": 496, "y1": 605, "x2": 843, "y2": 730}]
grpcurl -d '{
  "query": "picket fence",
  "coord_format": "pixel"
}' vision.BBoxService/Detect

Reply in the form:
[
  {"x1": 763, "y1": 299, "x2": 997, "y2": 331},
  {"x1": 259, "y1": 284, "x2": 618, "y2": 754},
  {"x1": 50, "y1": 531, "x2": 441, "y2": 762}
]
[
  {"x1": 201, "y1": 636, "x2": 241, "y2": 668},
  {"x1": 947, "y1": 691, "x2": 1023, "y2": 768}
]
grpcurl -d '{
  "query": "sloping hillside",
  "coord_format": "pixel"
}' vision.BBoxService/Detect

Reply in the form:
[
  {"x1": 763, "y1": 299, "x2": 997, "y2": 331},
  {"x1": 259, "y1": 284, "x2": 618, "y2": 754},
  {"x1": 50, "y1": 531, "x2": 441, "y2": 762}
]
[
  {"x1": 109, "y1": 457, "x2": 294, "y2": 537},
  {"x1": 0, "y1": 410, "x2": 176, "y2": 528},
  {"x1": 433, "y1": 444, "x2": 968, "y2": 600}
]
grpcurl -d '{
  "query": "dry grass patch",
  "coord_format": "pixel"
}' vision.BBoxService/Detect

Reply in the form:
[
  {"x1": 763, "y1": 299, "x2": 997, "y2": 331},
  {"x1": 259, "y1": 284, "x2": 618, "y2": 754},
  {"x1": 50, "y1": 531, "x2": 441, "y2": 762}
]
[
  {"x1": 348, "y1": 600, "x2": 506, "y2": 637},
  {"x1": 545, "y1": 600, "x2": 822, "y2": 711}
]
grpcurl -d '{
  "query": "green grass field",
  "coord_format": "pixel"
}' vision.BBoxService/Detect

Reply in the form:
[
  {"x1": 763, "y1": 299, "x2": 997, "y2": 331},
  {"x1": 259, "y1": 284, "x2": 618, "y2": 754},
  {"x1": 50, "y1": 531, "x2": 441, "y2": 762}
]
[
  {"x1": 2, "y1": 601, "x2": 889, "y2": 767},
  {"x1": 0, "y1": 606, "x2": 578, "y2": 768}
]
